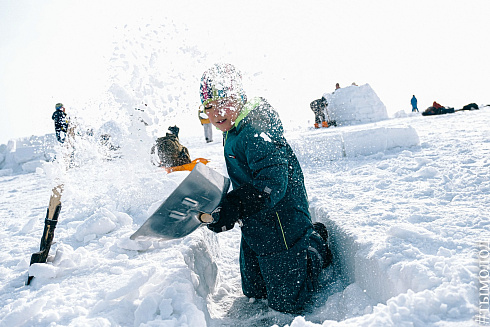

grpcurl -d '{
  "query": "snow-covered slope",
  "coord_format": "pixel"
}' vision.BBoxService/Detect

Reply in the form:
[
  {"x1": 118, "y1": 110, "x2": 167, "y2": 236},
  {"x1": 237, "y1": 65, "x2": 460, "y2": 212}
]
[{"x1": 1, "y1": 108, "x2": 488, "y2": 327}]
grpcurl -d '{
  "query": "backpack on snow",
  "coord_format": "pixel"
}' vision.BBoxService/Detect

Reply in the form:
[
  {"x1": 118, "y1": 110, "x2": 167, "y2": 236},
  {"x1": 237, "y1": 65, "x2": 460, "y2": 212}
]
[{"x1": 462, "y1": 103, "x2": 479, "y2": 111}]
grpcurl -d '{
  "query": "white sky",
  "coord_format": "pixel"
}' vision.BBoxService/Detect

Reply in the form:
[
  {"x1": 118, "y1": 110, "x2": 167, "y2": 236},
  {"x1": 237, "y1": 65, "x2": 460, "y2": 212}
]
[{"x1": 1, "y1": 0, "x2": 489, "y2": 144}]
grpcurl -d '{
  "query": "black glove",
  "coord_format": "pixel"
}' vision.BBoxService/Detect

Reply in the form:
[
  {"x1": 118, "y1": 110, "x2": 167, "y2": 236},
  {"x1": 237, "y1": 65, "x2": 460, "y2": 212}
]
[
  {"x1": 207, "y1": 196, "x2": 239, "y2": 233},
  {"x1": 207, "y1": 183, "x2": 270, "y2": 233}
]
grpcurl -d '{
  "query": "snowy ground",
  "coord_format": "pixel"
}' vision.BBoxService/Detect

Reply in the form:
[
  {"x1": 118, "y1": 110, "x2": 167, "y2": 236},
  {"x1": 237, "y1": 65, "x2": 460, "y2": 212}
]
[{"x1": 0, "y1": 108, "x2": 488, "y2": 326}]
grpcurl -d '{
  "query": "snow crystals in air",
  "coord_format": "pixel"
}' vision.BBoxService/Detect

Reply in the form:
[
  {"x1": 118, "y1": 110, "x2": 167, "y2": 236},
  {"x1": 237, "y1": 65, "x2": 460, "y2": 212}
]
[{"x1": 0, "y1": 22, "x2": 488, "y2": 327}]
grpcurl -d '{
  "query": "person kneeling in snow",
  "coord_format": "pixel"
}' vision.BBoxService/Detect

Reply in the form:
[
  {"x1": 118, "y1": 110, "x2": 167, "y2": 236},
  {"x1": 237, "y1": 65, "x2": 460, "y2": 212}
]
[
  {"x1": 200, "y1": 63, "x2": 333, "y2": 314},
  {"x1": 151, "y1": 125, "x2": 191, "y2": 168}
]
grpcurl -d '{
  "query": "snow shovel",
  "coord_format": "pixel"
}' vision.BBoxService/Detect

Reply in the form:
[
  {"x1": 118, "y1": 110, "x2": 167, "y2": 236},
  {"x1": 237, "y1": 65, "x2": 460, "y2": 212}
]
[
  {"x1": 26, "y1": 184, "x2": 63, "y2": 285},
  {"x1": 130, "y1": 163, "x2": 230, "y2": 241}
]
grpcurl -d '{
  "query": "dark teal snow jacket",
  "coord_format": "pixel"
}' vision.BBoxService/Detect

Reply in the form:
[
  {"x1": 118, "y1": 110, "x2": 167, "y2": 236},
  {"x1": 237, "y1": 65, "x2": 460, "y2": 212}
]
[{"x1": 223, "y1": 97, "x2": 312, "y2": 256}]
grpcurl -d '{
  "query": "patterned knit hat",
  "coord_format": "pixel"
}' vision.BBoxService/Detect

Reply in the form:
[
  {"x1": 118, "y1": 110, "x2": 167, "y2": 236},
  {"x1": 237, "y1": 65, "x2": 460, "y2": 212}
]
[
  {"x1": 55, "y1": 103, "x2": 64, "y2": 110},
  {"x1": 200, "y1": 63, "x2": 246, "y2": 107}
]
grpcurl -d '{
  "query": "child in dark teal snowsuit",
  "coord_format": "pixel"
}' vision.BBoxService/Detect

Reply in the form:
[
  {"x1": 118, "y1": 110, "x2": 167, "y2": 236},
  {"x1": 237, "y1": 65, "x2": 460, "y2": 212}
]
[{"x1": 200, "y1": 63, "x2": 332, "y2": 314}]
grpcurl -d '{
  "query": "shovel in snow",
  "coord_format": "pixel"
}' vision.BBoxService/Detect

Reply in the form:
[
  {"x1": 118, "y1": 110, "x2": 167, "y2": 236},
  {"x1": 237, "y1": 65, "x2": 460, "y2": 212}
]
[{"x1": 26, "y1": 184, "x2": 63, "y2": 285}]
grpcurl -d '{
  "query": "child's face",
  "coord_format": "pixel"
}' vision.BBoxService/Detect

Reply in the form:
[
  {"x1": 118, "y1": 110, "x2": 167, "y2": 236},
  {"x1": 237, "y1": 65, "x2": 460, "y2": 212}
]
[{"x1": 204, "y1": 97, "x2": 241, "y2": 132}]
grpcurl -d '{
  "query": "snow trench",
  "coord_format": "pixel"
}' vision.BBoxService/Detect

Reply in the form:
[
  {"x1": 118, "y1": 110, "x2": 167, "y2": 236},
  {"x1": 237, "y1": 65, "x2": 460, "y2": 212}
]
[
  {"x1": 289, "y1": 124, "x2": 422, "y2": 307},
  {"x1": 180, "y1": 125, "x2": 424, "y2": 325},
  {"x1": 311, "y1": 207, "x2": 398, "y2": 305}
]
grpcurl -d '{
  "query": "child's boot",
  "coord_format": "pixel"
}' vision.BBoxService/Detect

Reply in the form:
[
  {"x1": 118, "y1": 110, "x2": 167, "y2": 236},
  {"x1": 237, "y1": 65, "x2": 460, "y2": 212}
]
[
  {"x1": 313, "y1": 222, "x2": 333, "y2": 268},
  {"x1": 314, "y1": 123, "x2": 320, "y2": 129},
  {"x1": 321, "y1": 121, "x2": 329, "y2": 128}
]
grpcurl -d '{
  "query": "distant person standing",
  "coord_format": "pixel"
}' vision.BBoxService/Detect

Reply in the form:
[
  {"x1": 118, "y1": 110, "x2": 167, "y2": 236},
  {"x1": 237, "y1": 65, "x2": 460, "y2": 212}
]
[
  {"x1": 335, "y1": 83, "x2": 340, "y2": 90},
  {"x1": 411, "y1": 95, "x2": 419, "y2": 112},
  {"x1": 52, "y1": 103, "x2": 69, "y2": 143},
  {"x1": 198, "y1": 108, "x2": 213, "y2": 143}
]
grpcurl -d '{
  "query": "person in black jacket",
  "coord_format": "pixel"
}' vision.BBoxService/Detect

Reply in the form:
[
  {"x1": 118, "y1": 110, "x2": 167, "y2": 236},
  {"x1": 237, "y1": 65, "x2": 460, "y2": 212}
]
[{"x1": 52, "y1": 103, "x2": 69, "y2": 143}]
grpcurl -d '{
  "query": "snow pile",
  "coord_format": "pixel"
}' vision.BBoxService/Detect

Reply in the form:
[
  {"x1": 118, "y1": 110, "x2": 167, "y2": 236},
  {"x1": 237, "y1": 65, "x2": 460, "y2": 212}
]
[
  {"x1": 324, "y1": 84, "x2": 389, "y2": 126},
  {"x1": 0, "y1": 134, "x2": 57, "y2": 174},
  {"x1": 0, "y1": 150, "x2": 221, "y2": 326},
  {"x1": 0, "y1": 120, "x2": 128, "y2": 176}
]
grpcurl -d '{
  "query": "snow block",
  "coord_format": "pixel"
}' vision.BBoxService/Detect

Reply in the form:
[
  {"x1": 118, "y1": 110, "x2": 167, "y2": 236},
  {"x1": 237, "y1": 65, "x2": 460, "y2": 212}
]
[
  {"x1": 324, "y1": 84, "x2": 388, "y2": 126},
  {"x1": 289, "y1": 133, "x2": 344, "y2": 164},
  {"x1": 342, "y1": 126, "x2": 419, "y2": 157},
  {"x1": 21, "y1": 160, "x2": 45, "y2": 173},
  {"x1": 289, "y1": 125, "x2": 420, "y2": 164},
  {"x1": 0, "y1": 134, "x2": 57, "y2": 173},
  {"x1": 342, "y1": 128, "x2": 388, "y2": 157},
  {"x1": 0, "y1": 143, "x2": 7, "y2": 165},
  {"x1": 386, "y1": 126, "x2": 420, "y2": 149},
  {"x1": 12, "y1": 146, "x2": 41, "y2": 164}
]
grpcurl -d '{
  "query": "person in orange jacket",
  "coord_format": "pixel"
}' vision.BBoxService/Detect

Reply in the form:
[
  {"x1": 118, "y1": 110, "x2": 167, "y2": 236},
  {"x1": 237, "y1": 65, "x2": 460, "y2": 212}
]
[{"x1": 432, "y1": 101, "x2": 443, "y2": 109}]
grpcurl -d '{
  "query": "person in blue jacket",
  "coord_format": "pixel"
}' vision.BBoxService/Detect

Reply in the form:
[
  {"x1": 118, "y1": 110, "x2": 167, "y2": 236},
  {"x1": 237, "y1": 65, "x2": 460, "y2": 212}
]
[
  {"x1": 411, "y1": 95, "x2": 419, "y2": 112},
  {"x1": 200, "y1": 63, "x2": 332, "y2": 314}
]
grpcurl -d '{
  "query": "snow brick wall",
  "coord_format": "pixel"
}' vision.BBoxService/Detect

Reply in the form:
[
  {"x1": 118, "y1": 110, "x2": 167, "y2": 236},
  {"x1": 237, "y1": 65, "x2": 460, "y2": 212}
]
[
  {"x1": 324, "y1": 84, "x2": 389, "y2": 126},
  {"x1": 0, "y1": 134, "x2": 58, "y2": 175}
]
